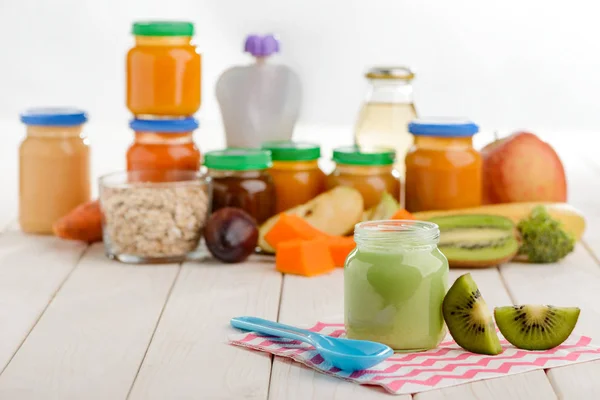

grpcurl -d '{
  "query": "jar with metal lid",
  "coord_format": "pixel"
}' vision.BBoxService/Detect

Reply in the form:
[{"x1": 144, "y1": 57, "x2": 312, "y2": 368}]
[
  {"x1": 127, "y1": 21, "x2": 201, "y2": 117},
  {"x1": 126, "y1": 117, "x2": 201, "y2": 174},
  {"x1": 354, "y1": 66, "x2": 417, "y2": 179},
  {"x1": 404, "y1": 118, "x2": 482, "y2": 212},
  {"x1": 326, "y1": 146, "x2": 400, "y2": 210},
  {"x1": 19, "y1": 108, "x2": 91, "y2": 234},
  {"x1": 204, "y1": 149, "x2": 276, "y2": 224},
  {"x1": 261, "y1": 141, "x2": 326, "y2": 213}
]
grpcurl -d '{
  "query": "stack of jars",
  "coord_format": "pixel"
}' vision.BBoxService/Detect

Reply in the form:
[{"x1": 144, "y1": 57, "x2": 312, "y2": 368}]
[{"x1": 125, "y1": 21, "x2": 202, "y2": 173}]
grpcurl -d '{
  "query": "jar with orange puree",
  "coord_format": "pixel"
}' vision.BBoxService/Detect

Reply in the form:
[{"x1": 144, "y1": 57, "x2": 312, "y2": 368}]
[
  {"x1": 127, "y1": 21, "x2": 201, "y2": 117},
  {"x1": 127, "y1": 117, "x2": 201, "y2": 174},
  {"x1": 326, "y1": 147, "x2": 400, "y2": 209},
  {"x1": 404, "y1": 118, "x2": 482, "y2": 212},
  {"x1": 261, "y1": 141, "x2": 326, "y2": 212},
  {"x1": 19, "y1": 108, "x2": 91, "y2": 234}
]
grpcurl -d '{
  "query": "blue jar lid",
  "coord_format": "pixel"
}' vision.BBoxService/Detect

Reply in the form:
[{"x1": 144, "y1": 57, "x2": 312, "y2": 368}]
[
  {"x1": 408, "y1": 118, "x2": 479, "y2": 137},
  {"x1": 20, "y1": 108, "x2": 88, "y2": 126},
  {"x1": 129, "y1": 117, "x2": 199, "y2": 133}
]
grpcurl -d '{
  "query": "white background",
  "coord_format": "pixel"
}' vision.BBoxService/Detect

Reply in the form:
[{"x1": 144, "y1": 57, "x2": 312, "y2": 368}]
[{"x1": 1, "y1": 0, "x2": 600, "y2": 139}]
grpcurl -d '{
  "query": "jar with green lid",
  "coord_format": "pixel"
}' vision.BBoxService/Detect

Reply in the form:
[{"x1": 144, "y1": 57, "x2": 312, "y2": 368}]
[
  {"x1": 127, "y1": 21, "x2": 201, "y2": 117},
  {"x1": 345, "y1": 220, "x2": 448, "y2": 351},
  {"x1": 204, "y1": 148, "x2": 275, "y2": 224},
  {"x1": 326, "y1": 146, "x2": 400, "y2": 209},
  {"x1": 261, "y1": 141, "x2": 326, "y2": 213}
]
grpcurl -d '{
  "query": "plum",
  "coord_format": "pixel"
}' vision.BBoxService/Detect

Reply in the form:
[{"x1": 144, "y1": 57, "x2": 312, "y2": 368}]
[{"x1": 204, "y1": 207, "x2": 258, "y2": 263}]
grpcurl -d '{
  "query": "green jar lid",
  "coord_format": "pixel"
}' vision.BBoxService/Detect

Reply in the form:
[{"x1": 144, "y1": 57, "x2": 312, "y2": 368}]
[
  {"x1": 261, "y1": 141, "x2": 321, "y2": 161},
  {"x1": 332, "y1": 146, "x2": 396, "y2": 166},
  {"x1": 204, "y1": 148, "x2": 272, "y2": 171},
  {"x1": 132, "y1": 21, "x2": 194, "y2": 37}
]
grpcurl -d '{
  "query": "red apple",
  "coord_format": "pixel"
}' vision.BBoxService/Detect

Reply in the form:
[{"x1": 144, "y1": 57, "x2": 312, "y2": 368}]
[{"x1": 482, "y1": 132, "x2": 567, "y2": 204}]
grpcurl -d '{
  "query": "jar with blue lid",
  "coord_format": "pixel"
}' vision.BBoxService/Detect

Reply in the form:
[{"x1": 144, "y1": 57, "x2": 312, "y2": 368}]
[
  {"x1": 126, "y1": 116, "x2": 201, "y2": 172},
  {"x1": 19, "y1": 108, "x2": 91, "y2": 234},
  {"x1": 404, "y1": 118, "x2": 482, "y2": 212}
]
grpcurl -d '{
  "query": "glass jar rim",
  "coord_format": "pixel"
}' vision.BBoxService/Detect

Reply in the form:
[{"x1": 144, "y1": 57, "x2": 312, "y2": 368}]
[
  {"x1": 354, "y1": 220, "x2": 440, "y2": 247},
  {"x1": 99, "y1": 169, "x2": 210, "y2": 189}
]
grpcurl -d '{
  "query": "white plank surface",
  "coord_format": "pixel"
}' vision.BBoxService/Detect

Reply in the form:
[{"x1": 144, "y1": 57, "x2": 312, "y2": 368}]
[
  {"x1": 539, "y1": 150, "x2": 600, "y2": 399},
  {"x1": 500, "y1": 246, "x2": 600, "y2": 400},
  {"x1": 0, "y1": 244, "x2": 179, "y2": 400},
  {"x1": 415, "y1": 269, "x2": 556, "y2": 400},
  {"x1": 0, "y1": 232, "x2": 86, "y2": 372},
  {"x1": 128, "y1": 256, "x2": 282, "y2": 400}
]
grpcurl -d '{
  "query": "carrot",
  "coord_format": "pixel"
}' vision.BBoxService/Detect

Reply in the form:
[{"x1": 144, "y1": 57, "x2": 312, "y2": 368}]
[
  {"x1": 275, "y1": 238, "x2": 335, "y2": 277},
  {"x1": 264, "y1": 214, "x2": 329, "y2": 250},
  {"x1": 390, "y1": 208, "x2": 416, "y2": 220},
  {"x1": 326, "y1": 236, "x2": 356, "y2": 267},
  {"x1": 52, "y1": 200, "x2": 103, "y2": 243}
]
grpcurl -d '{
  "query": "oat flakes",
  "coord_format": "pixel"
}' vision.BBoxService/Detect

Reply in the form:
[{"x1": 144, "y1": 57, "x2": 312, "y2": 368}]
[{"x1": 101, "y1": 183, "x2": 209, "y2": 258}]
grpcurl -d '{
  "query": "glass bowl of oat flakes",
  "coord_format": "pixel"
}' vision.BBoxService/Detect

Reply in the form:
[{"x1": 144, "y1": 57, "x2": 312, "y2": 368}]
[{"x1": 99, "y1": 170, "x2": 212, "y2": 264}]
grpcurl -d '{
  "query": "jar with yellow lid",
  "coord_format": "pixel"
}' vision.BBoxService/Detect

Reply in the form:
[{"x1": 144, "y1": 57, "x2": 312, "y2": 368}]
[
  {"x1": 19, "y1": 108, "x2": 91, "y2": 234},
  {"x1": 261, "y1": 141, "x2": 326, "y2": 213},
  {"x1": 326, "y1": 147, "x2": 400, "y2": 210},
  {"x1": 354, "y1": 66, "x2": 417, "y2": 179}
]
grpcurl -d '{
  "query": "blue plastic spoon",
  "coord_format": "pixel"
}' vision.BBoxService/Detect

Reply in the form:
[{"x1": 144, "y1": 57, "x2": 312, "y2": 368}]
[{"x1": 230, "y1": 316, "x2": 393, "y2": 371}]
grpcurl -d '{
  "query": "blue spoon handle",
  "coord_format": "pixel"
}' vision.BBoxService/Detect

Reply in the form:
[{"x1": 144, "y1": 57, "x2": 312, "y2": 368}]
[{"x1": 230, "y1": 316, "x2": 316, "y2": 346}]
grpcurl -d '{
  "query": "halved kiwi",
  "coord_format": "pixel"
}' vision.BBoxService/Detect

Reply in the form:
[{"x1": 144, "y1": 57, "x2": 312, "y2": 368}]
[
  {"x1": 428, "y1": 214, "x2": 519, "y2": 268},
  {"x1": 494, "y1": 305, "x2": 580, "y2": 350},
  {"x1": 442, "y1": 273, "x2": 503, "y2": 355}
]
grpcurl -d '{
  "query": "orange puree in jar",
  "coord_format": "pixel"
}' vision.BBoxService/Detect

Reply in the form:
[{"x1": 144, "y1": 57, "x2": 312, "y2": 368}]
[
  {"x1": 326, "y1": 147, "x2": 400, "y2": 210},
  {"x1": 127, "y1": 21, "x2": 201, "y2": 117},
  {"x1": 404, "y1": 118, "x2": 482, "y2": 212},
  {"x1": 261, "y1": 142, "x2": 326, "y2": 212},
  {"x1": 126, "y1": 118, "x2": 201, "y2": 178},
  {"x1": 19, "y1": 109, "x2": 91, "y2": 234}
]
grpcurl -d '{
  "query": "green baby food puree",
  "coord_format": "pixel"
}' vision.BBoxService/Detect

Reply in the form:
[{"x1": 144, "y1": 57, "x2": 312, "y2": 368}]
[{"x1": 344, "y1": 221, "x2": 449, "y2": 351}]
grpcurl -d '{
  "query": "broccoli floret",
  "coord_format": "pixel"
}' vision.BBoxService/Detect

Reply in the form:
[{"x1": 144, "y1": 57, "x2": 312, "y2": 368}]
[{"x1": 517, "y1": 205, "x2": 575, "y2": 263}]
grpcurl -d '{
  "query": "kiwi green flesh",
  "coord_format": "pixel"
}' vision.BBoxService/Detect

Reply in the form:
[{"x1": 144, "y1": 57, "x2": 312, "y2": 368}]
[
  {"x1": 440, "y1": 237, "x2": 519, "y2": 262},
  {"x1": 438, "y1": 228, "x2": 513, "y2": 246},
  {"x1": 494, "y1": 305, "x2": 580, "y2": 350},
  {"x1": 429, "y1": 214, "x2": 515, "y2": 231},
  {"x1": 442, "y1": 273, "x2": 503, "y2": 355}
]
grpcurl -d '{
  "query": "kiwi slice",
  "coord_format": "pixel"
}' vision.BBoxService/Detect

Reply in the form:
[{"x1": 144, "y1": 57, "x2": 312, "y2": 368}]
[
  {"x1": 428, "y1": 214, "x2": 519, "y2": 267},
  {"x1": 494, "y1": 305, "x2": 580, "y2": 350},
  {"x1": 442, "y1": 273, "x2": 503, "y2": 355}
]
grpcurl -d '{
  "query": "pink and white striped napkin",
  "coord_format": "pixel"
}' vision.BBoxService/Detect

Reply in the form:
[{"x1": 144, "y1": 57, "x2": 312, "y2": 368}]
[{"x1": 228, "y1": 321, "x2": 600, "y2": 395}]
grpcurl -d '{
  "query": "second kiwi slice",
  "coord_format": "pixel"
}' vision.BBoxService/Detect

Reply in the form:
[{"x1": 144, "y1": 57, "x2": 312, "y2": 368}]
[{"x1": 428, "y1": 214, "x2": 519, "y2": 268}]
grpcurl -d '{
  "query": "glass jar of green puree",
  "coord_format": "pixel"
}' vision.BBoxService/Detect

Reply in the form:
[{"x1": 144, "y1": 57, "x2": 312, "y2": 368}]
[{"x1": 344, "y1": 220, "x2": 448, "y2": 351}]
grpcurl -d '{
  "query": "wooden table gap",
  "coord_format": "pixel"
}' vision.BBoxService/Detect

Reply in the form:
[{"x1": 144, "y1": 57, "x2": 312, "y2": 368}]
[{"x1": 125, "y1": 263, "x2": 183, "y2": 400}]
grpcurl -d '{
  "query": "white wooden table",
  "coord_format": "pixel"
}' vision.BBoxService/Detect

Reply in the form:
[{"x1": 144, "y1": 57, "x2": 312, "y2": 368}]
[{"x1": 0, "y1": 120, "x2": 598, "y2": 399}]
